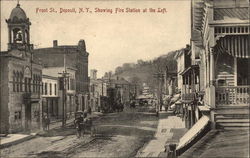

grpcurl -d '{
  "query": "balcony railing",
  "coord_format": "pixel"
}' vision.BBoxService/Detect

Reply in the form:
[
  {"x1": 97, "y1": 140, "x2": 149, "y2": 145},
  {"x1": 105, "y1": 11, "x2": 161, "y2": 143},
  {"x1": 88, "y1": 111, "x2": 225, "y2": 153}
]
[{"x1": 216, "y1": 86, "x2": 250, "y2": 105}]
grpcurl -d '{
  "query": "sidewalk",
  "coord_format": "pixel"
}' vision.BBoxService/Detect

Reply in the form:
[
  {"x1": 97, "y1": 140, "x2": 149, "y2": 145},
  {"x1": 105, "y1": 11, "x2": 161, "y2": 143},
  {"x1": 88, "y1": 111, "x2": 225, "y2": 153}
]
[
  {"x1": 136, "y1": 110, "x2": 187, "y2": 157},
  {"x1": 0, "y1": 112, "x2": 103, "y2": 149}
]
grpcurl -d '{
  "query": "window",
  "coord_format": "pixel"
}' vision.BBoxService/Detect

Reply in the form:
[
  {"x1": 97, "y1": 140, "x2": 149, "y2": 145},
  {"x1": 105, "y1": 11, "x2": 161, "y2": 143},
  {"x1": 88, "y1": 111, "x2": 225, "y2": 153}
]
[
  {"x1": 38, "y1": 76, "x2": 41, "y2": 93},
  {"x1": 42, "y1": 82, "x2": 44, "y2": 95},
  {"x1": 13, "y1": 71, "x2": 16, "y2": 92},
  {"x1": 25, "y1": 78, "x2": 28, "y2": 92},
  {"x1": 33, "y1": 75, "x2": 36, "y2": 92},
  {"x1": 67, "y1": 78, "x2": 70, "y2": 90},
  {"x1": 16, "y1": 72, "x2": 19, "y2": 92},
  {"x1": 54, "y1": 84, "x2": 57, "y2": 95},
  {"x1": 14, "y1": 111, "x2": 21, "y2": 120},
  {"x1": 49, "y1": 83, "x2": 52, "y2": 95},
  {"x1": 28, "y1": 78, "x2": 31, "y2": 92},
  {"x1": 70, "y1": 79, "x2": 75, "y2": 90},
  {"x1": 45, "y1": 83, "x2": 48, "y2": 95},
  {"x1": 20, "y1": 73, "x2": 23, "y2": 92}
]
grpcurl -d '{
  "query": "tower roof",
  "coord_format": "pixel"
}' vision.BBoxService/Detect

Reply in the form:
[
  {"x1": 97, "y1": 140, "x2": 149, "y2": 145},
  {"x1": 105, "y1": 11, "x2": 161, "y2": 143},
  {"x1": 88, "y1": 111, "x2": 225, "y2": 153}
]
[{"x1": 9, "y1": 4, "x2": 27, "y2": 21}]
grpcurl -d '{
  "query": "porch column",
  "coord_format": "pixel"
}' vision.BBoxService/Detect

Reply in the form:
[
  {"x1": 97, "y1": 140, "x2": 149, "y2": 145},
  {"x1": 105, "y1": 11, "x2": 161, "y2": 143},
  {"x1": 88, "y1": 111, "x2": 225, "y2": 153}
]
[
  {"x1": 183, "y1": 76, "x2": 186, "y2": 94},
  {"x1": 209, "y1": 47, "x2": 216, "y2": 108},
  {"x1": 191, "y1": 69, "x2": 196, "y2": 92}
]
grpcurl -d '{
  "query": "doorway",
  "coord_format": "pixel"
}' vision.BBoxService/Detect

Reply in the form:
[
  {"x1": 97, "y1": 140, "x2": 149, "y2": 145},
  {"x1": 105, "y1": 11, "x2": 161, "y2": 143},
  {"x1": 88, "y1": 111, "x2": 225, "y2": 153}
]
[{"x1": 25, "y1": 101, "x2": 31, "y2": 131}]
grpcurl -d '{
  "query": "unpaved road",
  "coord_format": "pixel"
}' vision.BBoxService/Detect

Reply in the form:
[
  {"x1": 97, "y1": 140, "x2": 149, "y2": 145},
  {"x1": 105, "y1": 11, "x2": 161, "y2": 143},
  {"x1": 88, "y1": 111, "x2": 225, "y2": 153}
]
[{"x1": 1, "y1": 107, "x2": 158, "y2": 158}]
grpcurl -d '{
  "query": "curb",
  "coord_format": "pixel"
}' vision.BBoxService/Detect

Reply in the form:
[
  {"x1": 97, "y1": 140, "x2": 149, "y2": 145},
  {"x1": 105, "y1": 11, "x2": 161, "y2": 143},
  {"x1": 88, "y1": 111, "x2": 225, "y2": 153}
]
[
  {"x1": 0, "y1": 113, "x2": 104, "y2": 149},
  {"x1": 0, "y1": 121, "x2": 74, "y2": 149},
  {"x1": 0, "y1": 135, "x2": 36, "y2": 149}
]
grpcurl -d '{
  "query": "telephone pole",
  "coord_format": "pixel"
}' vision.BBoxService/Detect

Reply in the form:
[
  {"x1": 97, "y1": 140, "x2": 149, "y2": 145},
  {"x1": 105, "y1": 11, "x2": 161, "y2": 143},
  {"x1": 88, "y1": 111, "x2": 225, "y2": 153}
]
[
  {"x1": 153, "y1": 72, "x2": 164, "y2": 111},
  {"x1": 59, "y1": 70, "x2": 69, "y2": 127}
]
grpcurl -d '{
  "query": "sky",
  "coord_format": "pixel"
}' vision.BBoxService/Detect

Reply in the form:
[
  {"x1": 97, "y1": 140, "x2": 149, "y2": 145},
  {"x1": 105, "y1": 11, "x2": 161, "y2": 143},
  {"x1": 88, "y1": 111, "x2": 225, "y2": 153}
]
[{"x1": 1, "y1": 0, "x2": 191, "y2": 77}]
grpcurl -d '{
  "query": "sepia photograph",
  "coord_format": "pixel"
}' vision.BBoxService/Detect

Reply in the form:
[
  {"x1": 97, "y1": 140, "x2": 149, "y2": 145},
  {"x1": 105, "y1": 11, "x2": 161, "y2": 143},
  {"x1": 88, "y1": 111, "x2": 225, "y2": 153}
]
[{"x1": 0, "y1": 0, "x2": 249, "y2": 157}]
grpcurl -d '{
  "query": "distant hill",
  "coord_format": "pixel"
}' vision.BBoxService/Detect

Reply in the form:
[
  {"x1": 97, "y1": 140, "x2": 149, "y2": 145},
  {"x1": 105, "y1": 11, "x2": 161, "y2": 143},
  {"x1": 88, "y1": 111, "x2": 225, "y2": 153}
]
[{"x1": 113, "y1": 48, "x2": 184, "y2": 92}]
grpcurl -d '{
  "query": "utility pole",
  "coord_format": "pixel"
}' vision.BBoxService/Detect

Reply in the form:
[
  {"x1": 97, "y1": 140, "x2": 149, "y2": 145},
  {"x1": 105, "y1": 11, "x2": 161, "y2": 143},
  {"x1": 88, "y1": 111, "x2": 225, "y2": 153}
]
[
  {"x1": 58, "y1": 71, "x2": 70, "y2": 127},
  {"x1": 153, "y1": 72, "x2": 164, "y2": 112}
]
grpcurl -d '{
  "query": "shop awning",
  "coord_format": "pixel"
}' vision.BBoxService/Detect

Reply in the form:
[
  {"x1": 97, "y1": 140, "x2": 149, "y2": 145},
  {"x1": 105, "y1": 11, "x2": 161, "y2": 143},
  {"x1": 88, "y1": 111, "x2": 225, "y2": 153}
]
[
  {"x1": 215, "y1": 35, "x2": 249, "y2": 58},
  {"x1": 176, "y1": 115, "x2": 210, "y2": 156}
]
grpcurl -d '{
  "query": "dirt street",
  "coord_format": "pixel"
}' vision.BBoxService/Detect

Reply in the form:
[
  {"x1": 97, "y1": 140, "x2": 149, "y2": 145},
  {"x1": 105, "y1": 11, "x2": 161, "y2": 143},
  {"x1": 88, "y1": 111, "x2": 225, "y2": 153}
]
[{"x1": 1, "y1": 107, "x2": 158, "y2": 158}]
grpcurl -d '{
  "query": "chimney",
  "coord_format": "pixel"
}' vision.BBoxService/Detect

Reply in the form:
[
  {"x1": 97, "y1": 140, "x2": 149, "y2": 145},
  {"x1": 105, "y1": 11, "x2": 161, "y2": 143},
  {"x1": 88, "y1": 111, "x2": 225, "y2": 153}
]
[
  {"x1": 78, "y1": 40, "x2": 86, "y2": 51},
  {"x1": 53, "y1": 40, "x2": 58, "y2": 47}
]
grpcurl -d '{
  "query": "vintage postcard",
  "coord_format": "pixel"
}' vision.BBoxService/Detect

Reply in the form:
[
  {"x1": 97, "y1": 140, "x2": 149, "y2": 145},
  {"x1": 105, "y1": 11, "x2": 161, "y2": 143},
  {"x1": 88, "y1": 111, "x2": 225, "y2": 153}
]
[{"x1": 0, "y1": 0, "x2": 249, "y2": 157}]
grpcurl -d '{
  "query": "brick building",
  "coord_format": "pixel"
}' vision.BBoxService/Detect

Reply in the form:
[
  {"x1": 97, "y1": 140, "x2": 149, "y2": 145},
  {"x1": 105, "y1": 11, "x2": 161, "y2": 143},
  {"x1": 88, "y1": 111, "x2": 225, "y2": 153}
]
[
  {"x1": 0, "y1": 3, "x2": 42, "y2": 133},
  {"x1": 33, "y1": 40, "x2": 89, "y2": 113}
]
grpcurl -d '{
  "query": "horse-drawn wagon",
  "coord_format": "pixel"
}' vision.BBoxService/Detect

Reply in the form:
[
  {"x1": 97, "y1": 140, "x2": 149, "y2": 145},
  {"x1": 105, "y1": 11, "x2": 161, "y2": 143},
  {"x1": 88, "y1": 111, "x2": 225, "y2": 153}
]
[{"x1": 74, "y1": 111, "x2": 95, "y2": 137}]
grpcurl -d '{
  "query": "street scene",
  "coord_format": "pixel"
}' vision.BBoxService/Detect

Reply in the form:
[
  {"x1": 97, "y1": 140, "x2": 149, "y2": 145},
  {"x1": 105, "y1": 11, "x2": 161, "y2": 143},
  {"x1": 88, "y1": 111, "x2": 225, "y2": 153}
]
[{"x1": 0, "y1": 0, "x2": 249, "y2": 158}]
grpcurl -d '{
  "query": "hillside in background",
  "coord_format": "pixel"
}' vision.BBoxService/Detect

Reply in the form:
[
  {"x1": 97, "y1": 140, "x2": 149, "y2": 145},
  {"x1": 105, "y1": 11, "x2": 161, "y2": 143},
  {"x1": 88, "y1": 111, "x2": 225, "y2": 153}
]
[{"x1": 113, "y1": 48, "x2": 184, "y2": 92}]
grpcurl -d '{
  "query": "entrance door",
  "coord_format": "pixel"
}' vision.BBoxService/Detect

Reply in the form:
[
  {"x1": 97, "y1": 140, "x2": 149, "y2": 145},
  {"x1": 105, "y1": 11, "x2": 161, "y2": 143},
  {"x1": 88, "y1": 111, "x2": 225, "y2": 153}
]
[{"x1": 25, "y1": 101, "x2": 31, "y2": 131}]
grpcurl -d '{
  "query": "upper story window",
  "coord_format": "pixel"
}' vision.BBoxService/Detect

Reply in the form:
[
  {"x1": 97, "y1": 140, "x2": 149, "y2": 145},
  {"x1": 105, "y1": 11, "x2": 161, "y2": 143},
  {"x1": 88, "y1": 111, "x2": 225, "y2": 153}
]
[
  {"x1": 54, "y1": 84, "x2": 57, "y2": 95},
  {"x1": 20, "y1": 72, "x2": 23, "y2": 92},
  {"x1": 13, "y1": 71, "x2": 23, "y2": 92},
  {"x1": 33, "y1": 74, "x2": 36, "y2": 92},
  {"x1": 37, "y1": 76, "x2": 41, "y2": 94},
  {"x1": 28, "y1": 78, "x2": 31, "y2": 92},
  {"x1": 24, "y1": 78, "x2": 28, "y2": 92},
  {"x1": 42, "y1": 82, "x2": 44, "y2": 95},
  {"x1": 45, "y1": 83, "x2": 48, "y2": 95},
  {"x1": 49, "y1": 83, "x2": 52, "y2": 95},
  {"x1": 13, "y1": 71, "x2": 16, "y2": 92},
  {"x1": 16, "y1": 72, "x2": 20, "y2": 92}
]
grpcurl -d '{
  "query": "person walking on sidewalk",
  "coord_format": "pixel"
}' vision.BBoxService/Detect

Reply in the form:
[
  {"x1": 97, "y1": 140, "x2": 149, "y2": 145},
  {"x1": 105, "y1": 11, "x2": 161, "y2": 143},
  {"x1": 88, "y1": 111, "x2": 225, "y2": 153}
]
[
  {"x1": 46, "y1": 116, "x2": 50, "y2": 131},
  {"x1": 42, "y1": 114, "x2": 50, "y2": 131},
  {"x1": 42, "y1": 115, "x2": 47, "y2": 131}
]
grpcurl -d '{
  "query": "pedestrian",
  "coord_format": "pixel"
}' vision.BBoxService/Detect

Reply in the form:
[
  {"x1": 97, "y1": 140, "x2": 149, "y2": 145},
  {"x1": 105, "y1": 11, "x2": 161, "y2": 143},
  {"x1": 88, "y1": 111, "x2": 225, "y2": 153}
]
[
  {"x1": 46, "y1": 116, "x2": 50, "y2": 131},
  {"x1": 42, "y1": 114, "x2": 47, "y2": 131},
  {"x1": 88, "y1": 106, "x2": 92, "y2": 114}
]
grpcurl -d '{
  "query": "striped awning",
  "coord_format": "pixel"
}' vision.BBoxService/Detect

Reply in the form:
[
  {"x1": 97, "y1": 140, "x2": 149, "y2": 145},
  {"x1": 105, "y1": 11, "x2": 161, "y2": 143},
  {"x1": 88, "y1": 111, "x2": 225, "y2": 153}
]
[{"x1": 215, "y1": 35, "x2": 250, "y2": 58}]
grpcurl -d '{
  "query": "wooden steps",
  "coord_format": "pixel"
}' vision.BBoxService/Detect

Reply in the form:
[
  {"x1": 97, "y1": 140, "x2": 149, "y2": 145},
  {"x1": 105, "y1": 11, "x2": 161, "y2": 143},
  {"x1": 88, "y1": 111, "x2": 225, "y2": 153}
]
[{"x1": 214, "y1": 106, "x2": 250, "y2": 130}]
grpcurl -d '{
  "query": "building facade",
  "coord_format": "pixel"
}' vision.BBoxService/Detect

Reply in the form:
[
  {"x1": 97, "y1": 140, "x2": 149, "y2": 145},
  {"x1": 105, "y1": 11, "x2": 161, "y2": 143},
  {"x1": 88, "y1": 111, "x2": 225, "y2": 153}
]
[
  {"x1": 179, "y1": 0, "x2": 250, "y2": 130},
  {"x1": 33, "y1": 40, "x2": 89, "y2": 114},
  {"x1": 41, "y1": 74, "x2": 59, "y2": 121},
  {"x1": 0, "y1": 3, "x2": 42, "y2": 133},
  {"x1": 42, "y1": 67, "x2": 77, "y2": 120}
]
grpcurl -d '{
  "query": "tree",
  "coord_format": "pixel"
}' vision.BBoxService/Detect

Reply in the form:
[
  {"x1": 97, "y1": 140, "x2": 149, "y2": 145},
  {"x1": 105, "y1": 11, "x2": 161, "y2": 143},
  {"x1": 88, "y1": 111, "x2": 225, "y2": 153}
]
[{"x1": 115, "y1": 66, "x2": 123, "y2": 74}]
